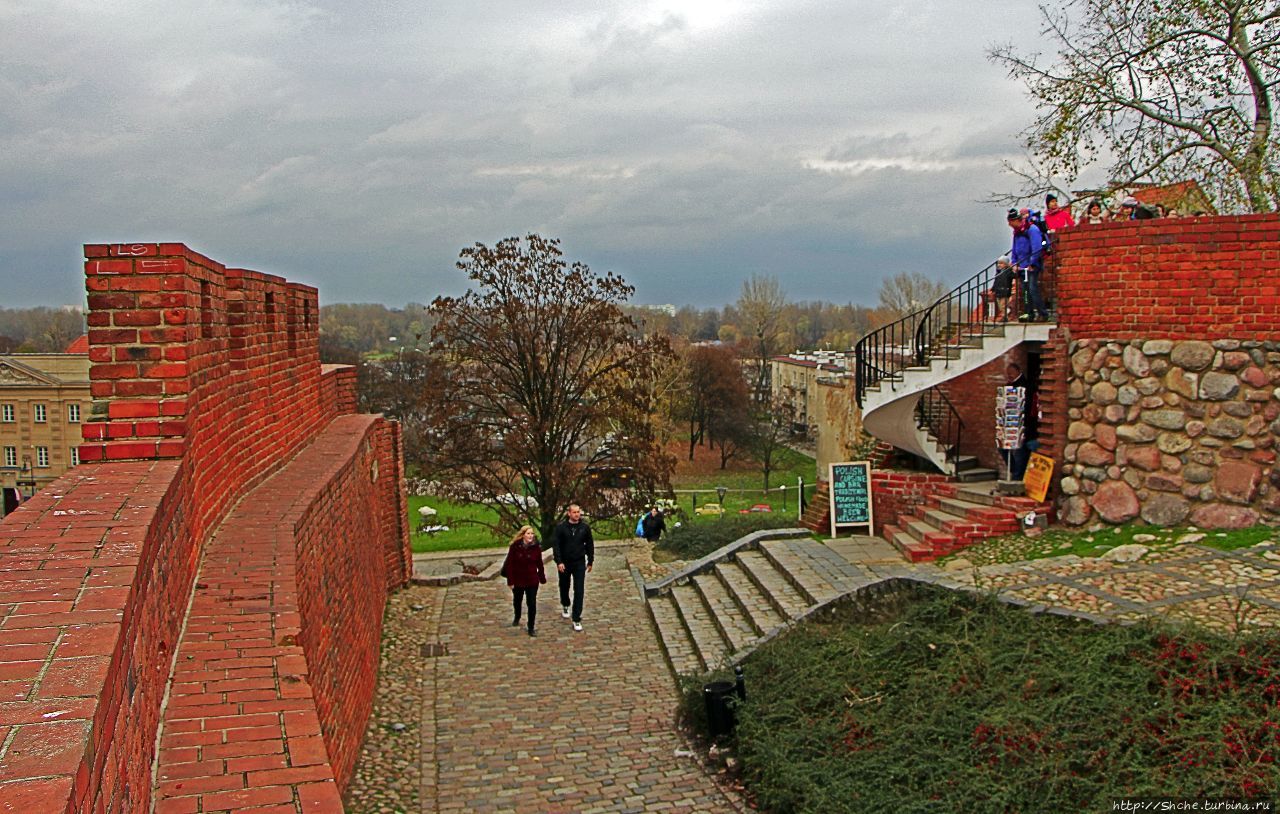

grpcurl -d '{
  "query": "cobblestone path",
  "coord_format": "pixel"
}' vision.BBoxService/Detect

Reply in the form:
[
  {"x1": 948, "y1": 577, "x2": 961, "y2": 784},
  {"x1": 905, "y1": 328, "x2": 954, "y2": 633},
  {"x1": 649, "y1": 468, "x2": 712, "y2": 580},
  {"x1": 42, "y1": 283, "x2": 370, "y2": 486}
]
[{"x1": 347, "y1": 546, "x2": 738, "y2": 814}]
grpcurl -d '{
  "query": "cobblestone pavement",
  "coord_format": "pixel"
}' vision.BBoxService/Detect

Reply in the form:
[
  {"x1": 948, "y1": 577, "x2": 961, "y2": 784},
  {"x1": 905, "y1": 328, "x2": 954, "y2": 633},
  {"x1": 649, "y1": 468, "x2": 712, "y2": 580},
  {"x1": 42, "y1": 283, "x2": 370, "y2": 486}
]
[{"x1": 347, "y1": 545, "x2": 739, "y2": 814}]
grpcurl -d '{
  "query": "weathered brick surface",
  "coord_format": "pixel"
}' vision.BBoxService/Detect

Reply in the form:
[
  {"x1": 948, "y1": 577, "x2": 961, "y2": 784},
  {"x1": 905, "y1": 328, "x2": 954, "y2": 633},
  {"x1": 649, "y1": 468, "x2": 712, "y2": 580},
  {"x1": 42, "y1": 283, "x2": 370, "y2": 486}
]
[
  {"x1": 1052, "y1": 215, "x2": 1280, "y2": 340},
  {"x1": 0, "y1": 243, "x2": 408, "y2": 812}
]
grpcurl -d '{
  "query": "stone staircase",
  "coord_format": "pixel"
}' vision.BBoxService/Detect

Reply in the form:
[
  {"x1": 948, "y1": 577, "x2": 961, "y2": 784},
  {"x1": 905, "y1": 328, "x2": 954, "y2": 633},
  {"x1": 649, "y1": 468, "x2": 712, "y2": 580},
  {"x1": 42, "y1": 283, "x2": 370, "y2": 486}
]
[
  {"x1": 881, "y1": 480, "x2": 1052, "y2": 562},
  {"x1": 643, "y1": 531, "x2": 885, "y2": 673}
]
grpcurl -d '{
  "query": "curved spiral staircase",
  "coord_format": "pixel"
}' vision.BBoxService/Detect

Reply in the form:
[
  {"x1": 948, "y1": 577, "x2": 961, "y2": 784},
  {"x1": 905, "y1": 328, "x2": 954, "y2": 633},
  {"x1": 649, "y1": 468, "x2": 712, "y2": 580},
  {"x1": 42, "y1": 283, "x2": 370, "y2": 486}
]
[{"x1": 854, "y1": 261, "x2": 1055, "y2": 476}]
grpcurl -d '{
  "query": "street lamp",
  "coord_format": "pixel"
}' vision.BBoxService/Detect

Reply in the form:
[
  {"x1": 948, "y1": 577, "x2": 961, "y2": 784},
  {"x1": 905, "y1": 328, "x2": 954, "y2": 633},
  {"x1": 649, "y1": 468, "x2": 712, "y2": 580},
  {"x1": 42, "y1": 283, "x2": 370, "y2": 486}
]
[{"x1": 17, "y1": 455, "x2": 35, "y2": 499}]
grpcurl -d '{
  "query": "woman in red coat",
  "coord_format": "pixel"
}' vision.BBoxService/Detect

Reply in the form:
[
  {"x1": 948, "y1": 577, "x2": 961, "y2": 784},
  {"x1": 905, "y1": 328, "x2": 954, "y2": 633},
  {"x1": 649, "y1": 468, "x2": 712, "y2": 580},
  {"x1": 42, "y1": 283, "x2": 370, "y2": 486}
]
[{"x1": 502, "y1": 525, "x2": 547, "y2": 637}]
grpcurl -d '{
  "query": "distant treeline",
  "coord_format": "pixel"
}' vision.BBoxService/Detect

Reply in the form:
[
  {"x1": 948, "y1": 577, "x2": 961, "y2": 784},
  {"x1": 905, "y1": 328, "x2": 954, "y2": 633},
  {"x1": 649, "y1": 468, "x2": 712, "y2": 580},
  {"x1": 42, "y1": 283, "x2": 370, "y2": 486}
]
[
  {"x1": 0, "y1": 307, "x2": 87, "y2": 353},
  {"x1": 318, "y1": 300, "x2": 882, "y2": 363}
]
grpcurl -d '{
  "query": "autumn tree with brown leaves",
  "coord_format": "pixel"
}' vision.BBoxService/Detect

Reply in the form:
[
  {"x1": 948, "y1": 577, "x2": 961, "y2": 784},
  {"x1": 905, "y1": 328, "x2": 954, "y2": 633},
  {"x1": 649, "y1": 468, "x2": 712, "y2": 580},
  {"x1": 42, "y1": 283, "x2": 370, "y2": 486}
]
[{"x1": 424, "y1": 235, "x2": 674, "y2": 543}]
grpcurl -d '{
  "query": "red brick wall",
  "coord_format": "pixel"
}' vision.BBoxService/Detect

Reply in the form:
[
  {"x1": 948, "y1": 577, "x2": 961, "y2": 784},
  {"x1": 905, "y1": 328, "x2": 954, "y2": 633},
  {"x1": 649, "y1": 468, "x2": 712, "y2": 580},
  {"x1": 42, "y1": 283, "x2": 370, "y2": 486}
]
[
  {"x1": 870, "y1": 470, "x2": 951, "y2": 536},
  {"x1": 0, "y1": 243, "x2": 406, "y2": 813},
  {"x1": 938, "y1": 352, "x2": 1027, "y2": 471},
  {"x1": 1053, "y1": 215, "x2": 1280, "y2": 339}
]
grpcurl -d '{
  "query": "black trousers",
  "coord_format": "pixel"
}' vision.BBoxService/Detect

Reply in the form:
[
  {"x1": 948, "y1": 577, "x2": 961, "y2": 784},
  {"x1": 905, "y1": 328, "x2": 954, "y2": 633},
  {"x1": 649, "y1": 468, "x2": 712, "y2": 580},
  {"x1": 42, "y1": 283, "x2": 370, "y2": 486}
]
[
  {"x1": 512, "y1": 586, "x2": 538, "y2": 631},
  {"x1": 558, "y1": 559, "x2": 587, "y2": 622}
]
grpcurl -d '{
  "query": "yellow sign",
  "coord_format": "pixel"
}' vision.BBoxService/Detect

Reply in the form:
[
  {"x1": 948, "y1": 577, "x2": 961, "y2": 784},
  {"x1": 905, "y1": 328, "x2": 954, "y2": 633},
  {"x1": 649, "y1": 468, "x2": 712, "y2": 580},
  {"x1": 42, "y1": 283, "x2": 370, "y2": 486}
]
[{"x1": 1023, "y1": 452, "x2": 1055, "y2": 503}]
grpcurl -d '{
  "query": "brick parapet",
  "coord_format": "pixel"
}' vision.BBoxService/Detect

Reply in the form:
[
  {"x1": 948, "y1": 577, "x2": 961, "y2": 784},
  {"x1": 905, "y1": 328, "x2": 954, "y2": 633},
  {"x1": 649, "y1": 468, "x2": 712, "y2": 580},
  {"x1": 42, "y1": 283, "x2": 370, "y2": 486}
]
[
  {"x1": 1052, "y1": 215, "x2": 1280, "y2": 340},
  {"x1": 0, "y1": 244, "x2": 410, "y2": 813}
]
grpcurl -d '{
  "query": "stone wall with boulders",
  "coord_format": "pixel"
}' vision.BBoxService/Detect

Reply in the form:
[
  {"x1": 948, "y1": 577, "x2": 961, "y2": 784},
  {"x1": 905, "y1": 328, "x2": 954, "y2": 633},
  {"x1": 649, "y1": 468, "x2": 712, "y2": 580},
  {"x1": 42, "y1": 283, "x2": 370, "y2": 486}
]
[{"x1": 1058, "y1": 338, "x2": 1280, "y2": 528}]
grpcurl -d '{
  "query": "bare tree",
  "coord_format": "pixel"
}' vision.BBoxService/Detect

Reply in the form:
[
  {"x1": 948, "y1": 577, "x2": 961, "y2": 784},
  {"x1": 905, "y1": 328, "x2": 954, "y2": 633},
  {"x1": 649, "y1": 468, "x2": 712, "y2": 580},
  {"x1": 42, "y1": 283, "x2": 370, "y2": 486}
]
[
  {"x1": 877, "y1": 272, "x2": 950, "y2": 320},
  {"x1": 735, "y1": 274, "x2": 788, "y2": 403},
  {"x1": 425, "y1": 235, "x2": 674, "y2": 542},
  {"x1": 743, "y1": 397, "x2": 793, "y2": 491},
  {"x1": 989, "y1": 0, "x2": 1280, "y2": 212},
  {"x1": 676, "y1": 343, "x2": 750, "y2": 461}
]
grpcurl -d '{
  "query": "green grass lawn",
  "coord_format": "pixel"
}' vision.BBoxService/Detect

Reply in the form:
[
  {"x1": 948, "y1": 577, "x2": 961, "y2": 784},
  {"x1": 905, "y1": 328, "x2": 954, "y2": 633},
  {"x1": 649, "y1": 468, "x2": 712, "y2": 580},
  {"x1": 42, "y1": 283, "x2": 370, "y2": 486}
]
[
  {"x1": 940, "y1": 523, "x2": 1280, "y2": 567},
  {"x1": 407, "y1": 495, "x2": 508, "y2": 554}
]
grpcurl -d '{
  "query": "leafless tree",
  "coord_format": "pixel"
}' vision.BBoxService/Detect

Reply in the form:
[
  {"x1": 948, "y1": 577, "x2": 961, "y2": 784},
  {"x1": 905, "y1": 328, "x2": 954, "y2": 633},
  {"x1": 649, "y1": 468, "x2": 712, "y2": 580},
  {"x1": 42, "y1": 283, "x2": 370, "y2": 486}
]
[
  {"x1": 425, "y1": 235, "x2": 674, "y2": 542},
  {"x1": 735, "y1": 274, "x2": 788, "y2": 403},
  {"x1": 877, "y1": 271, "x2": 950, "y2": 320}
]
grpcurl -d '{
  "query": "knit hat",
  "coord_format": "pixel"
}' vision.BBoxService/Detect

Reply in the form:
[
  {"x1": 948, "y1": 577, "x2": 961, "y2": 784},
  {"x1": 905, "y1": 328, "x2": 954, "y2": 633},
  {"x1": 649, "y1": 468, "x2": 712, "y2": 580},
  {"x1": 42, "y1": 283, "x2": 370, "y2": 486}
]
[
  {"x1": 1045, "y1": 193, "x2": 1057, "y2": 203},
  {"x1": 1006, "y1": 208, "x2": 1021, "y2": 220}
]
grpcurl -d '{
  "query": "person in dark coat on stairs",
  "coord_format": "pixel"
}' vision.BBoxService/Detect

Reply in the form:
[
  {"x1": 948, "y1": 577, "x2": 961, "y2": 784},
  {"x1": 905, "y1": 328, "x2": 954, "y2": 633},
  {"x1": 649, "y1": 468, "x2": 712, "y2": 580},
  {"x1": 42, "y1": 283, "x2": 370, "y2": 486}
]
[{"x1": 502, "y1": 525, "x2": 546, "y2": 637}]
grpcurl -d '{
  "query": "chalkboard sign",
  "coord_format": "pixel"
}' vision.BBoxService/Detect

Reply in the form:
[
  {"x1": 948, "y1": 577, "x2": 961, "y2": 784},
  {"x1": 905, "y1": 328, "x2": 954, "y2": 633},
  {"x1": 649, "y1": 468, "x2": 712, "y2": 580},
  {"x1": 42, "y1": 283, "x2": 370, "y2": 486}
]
[{"x1": 828, "y1": 461, "x2": 873, "y2": 537}]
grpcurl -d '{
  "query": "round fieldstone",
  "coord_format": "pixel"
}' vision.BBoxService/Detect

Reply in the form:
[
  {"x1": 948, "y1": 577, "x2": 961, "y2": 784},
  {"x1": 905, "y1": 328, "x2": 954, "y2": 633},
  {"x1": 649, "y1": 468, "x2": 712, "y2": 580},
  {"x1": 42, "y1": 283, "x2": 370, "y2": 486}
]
[
  {"x1": 1166, "y1": 368, "x2": 1198, "y2": 399},
  {"x1": 1207, "y1": 417, "x2": 1245, "y2": 439},
  {"x1": 1224, "y1": 402, "x2": 1254, "y2": 418},
  {"x1": 1104, "y1": 404, "x2": 1126, "y2": 424},
  {"x1": 1222, "y1": 351, "x2": 1251, "y2": 370},
  {"x1": 1094, "y1": 480, "x2": 1140, "y2": 523},
  {"x1": 1110, "y1": 369, "x2": 1131, "y2": 385},
  {"x1": 1140, "y1": 396, "x2": 1166, "y2": 409},
  {"x1": 1157, "y1": 433, "x2": 1193, "y2": 454},
  {"x1": 1215, "y1": 461, "x2": 1263, "y2": 503},
  {"x1": 1082, "y1": 404, "x2": 1104, "y2": 423},
  {"x1": 1187, "y1": 420, "x2": 1206, "y2": 438},
  {"x1": 1122, "y1": 345, "x2": 1151, "y2": 377},
  {"x1": 1199, "y1": 372, "x2": 1240, "y2": 401},
  {"x1": 1135, "y1": 377, "x2": 1162, "y2": 396},
  {"x1": 1068, "y1": 379, "x2": 1086, "y2": 401},
  {"x1": 1242, "y1": 366, "x2": 1270, "y2": 388},
  {"x1": 1141, "y1": 410, "x2": 1187, "y2": 430},
  {"x1": 1189, "y1": 449, "x2": 1215, "y2": 466},
  {"x1": 1171, "y1": 341, "x2": 1215, "y2": 371},
  {"x1": 1078, "y1": 442, "x2": 1115, "y2": 467},
  {"x1": 1213, "y1": 339, "x2": 1241, "y2": 351},
  {"x1": 1059, "y1": 495, "x2": 1091, "y2": 525},
  {"x1": 1060, "y1": 476, "x2": 1080, "y2": 495},
  {"x1": 1141, "y1": 494, "x2": 1190, "y2": 526},
  {"x1": 1071, "y1": 348, "x2": 1095, "y2": 376},
  {"x1": 1068, "y1": 421, "x2": 1094, "y2": 441},
  {"x1": 1082, "y1": 466, "x2": 1108, "y2": 483},
  {"x1": 1096, "y1": 424, "x2": 1118, "y2": 450},
  {"x1": 1150, "y1": 358, "x2": 1170, "y2": 375},
  {"x1": 1122, "y1": 444, "x2": 1161, "y2": 471},
  {"x1": 1162, "y1": 454, "x2": 1182, "y2": 472},
  {"x1": 1117, "y1": 386, "x2": 1139, "y2": 406},
  {"x1": 1272, "y1": 416, "x2": 1280, "y2": 435},
  {"x1": 1117, "y1": 423, "x2": 1159, "y2": 443},
  {"x1": 1190, "y1": 503, "x2": 1259, "y2": 528},
  {"x1": 1247, "y1": 415, "x2": 1267, "y2": 435},
  {"x1": 1184, "y1": 464, "x2": 1213, "y2": 483},
  {"x1": 1143, "y1": 340, "x2": 1173, "y2": 355},
  {"x1": 1146, "y1": 473, "x2": 1183, "y2": 492},
  {"x1": 1107, "y1": 465, "x2": 1123, "y2": 479},
  {"x1": 1090, "y1": 383, "x2": 1121, "y2": 404}
]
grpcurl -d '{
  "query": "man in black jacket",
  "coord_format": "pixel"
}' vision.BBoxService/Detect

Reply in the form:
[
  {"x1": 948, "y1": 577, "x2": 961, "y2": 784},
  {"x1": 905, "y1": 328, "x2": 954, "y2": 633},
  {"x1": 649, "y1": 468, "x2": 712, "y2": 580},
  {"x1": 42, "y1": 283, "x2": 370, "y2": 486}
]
[
  {"x1": 551, "y1": 504, "x2": 595, "y2": 631},
  {"x1": 641, "y1": 507, "x2": 666, "y2": 543}
]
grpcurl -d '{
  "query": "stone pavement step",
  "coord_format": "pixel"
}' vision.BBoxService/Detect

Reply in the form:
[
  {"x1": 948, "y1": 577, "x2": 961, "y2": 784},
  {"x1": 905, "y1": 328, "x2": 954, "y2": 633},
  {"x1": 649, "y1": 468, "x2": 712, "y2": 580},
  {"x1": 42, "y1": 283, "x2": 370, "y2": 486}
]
[
  {"x1": 759, "y1": 541, "x2": 843, "y2": 605},
  {"x1": 692, "y1": 574, "x2": 757, "y2": 653},
  {"x1": 715, "y1": 559, "x2": 785, "y2": 636},
  {"x1": 647, "y1": 593, "x2": 702, "y2": 676},
  {"x1": 735, "y1": 551, "x2": 810, "y2": 620},
  {"x1": 670, "y1": 583, "x2": 730, "y2": 670}
]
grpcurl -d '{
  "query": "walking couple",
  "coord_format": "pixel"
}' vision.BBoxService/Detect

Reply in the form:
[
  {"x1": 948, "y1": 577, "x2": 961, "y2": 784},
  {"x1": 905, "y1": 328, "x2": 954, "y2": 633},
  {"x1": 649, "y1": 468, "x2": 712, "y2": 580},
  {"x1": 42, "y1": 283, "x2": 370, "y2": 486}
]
[{"x1": 501, "y1": 504, "x2": 595, "y2": 637}]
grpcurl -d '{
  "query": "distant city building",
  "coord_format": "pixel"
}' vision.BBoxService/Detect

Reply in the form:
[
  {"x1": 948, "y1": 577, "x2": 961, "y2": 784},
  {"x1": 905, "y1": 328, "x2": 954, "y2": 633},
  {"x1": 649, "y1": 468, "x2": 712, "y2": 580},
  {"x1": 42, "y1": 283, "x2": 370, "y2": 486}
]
[
  {"x1": 770, "y1": 351, "x2": 851, "y2": 438},
  {"x1": 0, "y1": 343, "x2": 91, "y2": 515}
]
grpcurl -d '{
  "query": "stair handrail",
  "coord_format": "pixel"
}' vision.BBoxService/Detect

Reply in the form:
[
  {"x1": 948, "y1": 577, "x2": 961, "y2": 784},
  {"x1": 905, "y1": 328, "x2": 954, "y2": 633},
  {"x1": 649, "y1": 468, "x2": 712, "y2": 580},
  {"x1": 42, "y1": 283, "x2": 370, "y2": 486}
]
[
  {"x1": 854, "y1": 260, "x2": 997, "y2": 407},
  {"x1": 915, "y1": 387, "x2": 963, "y2": 464}
]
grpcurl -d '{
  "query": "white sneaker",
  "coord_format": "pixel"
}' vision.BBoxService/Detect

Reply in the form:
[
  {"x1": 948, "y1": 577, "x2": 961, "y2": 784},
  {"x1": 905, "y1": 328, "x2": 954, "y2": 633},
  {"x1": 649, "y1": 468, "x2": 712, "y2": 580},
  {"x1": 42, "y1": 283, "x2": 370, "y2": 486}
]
[
  {"x1": 573, "y1": 621, "x2": 583, "y2": 632},
  {"x1": 561, "y1": 607, "x2": 571, "y2": 619}
]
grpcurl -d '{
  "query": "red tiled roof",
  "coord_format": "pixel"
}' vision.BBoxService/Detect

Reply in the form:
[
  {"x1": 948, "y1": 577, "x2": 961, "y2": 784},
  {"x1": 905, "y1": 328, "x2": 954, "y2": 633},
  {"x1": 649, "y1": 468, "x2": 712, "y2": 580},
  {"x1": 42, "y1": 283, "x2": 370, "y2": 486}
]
[{"x1": 64, "y1": 335, "x2": 89, "y2": 354}]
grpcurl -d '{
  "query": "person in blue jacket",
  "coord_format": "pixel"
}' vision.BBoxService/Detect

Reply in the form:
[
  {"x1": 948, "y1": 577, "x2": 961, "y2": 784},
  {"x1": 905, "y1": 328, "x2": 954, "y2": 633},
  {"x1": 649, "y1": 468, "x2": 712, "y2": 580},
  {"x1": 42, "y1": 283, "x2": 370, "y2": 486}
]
[{"x1": 1007, "y1": 208, "x2": 1049, "y2": 322}]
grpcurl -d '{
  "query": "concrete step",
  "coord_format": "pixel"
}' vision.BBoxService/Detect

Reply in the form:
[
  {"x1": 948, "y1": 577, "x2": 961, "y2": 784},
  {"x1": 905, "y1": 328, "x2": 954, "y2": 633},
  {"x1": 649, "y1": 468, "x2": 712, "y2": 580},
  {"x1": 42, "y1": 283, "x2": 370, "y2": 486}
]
[
  {"x1": 692, "y1": 573, "x2": 757, "y2": 654},
  {"x1": 648, "y1": 594, "x2": 702, "y2": 676},
  {"x1": 953, "y1": 454, "x2": 981, "y2": 472},
  {"x1": 956, "y1": 468, "x2": 999, "y2": 483},
  {"x1": 671, "y1": 583, "x2": 730, "y2": 670},
  {"x1": 934, "y1": 496, "x2": 1012, "y2": 523},
  {"x1": 759, "y1": 541, "x2": 843, "y2": 605},
  {"x1": 736, "y1": 550, "x2": 809, "y2": 620},
  {"x1": 716, "y1": 560, "x2": 785, "y2": 636},
  {"x1": 905, "y1": 518, "x2": 956, "y2": 550},
  {"x1": 883, "y1": 524, "x2": 935, "y2": 562}
]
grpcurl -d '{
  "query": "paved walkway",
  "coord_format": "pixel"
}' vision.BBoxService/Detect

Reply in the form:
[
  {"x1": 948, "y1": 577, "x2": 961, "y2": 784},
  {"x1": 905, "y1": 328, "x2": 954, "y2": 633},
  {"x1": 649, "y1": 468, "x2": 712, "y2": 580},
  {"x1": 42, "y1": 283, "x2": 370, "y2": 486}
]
[{"x1": 346, "y1": 545, "x2": 739, "y2": 814}]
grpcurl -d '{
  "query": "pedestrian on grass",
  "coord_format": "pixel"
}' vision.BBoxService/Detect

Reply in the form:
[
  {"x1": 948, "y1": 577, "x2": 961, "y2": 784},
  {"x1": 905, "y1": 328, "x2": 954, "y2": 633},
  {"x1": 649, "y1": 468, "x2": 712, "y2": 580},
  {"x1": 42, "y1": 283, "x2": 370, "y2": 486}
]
[
  {"x1": 502, "y1": 525, "x2": 546, "y2": 637},
  {"x1": 551, "y1": 504, "x2": 595, "y2": 632},
  {"x1": 641, "y1": 507, "x2": 666, "y2": 543}
]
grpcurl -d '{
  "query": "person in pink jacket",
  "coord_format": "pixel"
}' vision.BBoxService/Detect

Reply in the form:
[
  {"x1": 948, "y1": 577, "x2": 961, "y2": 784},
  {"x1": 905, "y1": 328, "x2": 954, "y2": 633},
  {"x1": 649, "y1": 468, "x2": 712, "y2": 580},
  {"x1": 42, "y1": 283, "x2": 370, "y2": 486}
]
[
  {"x1": 1044, "y1": 193, "x2": 1076, "y2": 232},
  {"x1": 502, "y1": 525, "x2": 547, "y2": 637}
]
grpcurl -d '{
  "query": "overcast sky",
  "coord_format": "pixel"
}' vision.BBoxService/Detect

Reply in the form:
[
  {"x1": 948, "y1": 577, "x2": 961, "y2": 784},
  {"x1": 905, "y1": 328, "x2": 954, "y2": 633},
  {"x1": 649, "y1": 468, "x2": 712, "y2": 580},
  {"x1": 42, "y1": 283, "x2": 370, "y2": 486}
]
[{"x1": 1, "y1": 0, "x2": 1046, "y2": 310}]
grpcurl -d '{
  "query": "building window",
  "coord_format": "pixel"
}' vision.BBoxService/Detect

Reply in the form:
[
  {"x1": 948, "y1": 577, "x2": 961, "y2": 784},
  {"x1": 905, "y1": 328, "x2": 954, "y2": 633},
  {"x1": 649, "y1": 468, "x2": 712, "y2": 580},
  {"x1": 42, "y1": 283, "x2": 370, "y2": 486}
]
[
  {"x1": 36, "y1": 447, "x2": 48, "y2": 468},
  {"x1": 1, "y1": 405, "x2": 12, "y2": 423},
  {"x1": 3, "y1": 447, "x2": 14, "y2": 468},
  {"x1": 68, "y1": 404, "x2": 80, "y2": 423},
  {"x1": 33, "y1": 404, "x2": 46, "y2": 423},
  {"x1": 69, "y1": 447, "x2": 79, "y2": 467}
]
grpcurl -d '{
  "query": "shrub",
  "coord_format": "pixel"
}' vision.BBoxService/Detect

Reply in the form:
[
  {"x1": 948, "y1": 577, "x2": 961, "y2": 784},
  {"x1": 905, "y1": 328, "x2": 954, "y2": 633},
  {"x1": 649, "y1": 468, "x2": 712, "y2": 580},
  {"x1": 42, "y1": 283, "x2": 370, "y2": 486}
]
[
  {"x1": 701, "y1": 588, "x2": 1280, "y2": 812},
  {"x1": 658, "y1": 513, "x2": 799, "y2": 561}
]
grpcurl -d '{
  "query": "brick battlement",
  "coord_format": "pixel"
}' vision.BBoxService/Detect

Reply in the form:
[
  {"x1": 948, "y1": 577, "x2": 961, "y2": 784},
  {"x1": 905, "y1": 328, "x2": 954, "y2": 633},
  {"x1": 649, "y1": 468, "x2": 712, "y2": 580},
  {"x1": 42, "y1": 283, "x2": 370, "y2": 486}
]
[{"x1": 0, "y1": 244, "x2": 410, "y2": 812}]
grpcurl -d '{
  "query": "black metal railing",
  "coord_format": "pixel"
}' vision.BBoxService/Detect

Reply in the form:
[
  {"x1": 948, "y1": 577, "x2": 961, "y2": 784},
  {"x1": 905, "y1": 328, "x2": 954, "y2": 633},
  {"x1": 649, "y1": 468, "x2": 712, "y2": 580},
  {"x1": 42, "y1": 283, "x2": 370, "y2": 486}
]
[
  {"x1": 915, "y1": 387, "x2": 963, "y2": 464},
  {"x1": 854, "y1": 254, "x2": 1058, "y2": 406}
]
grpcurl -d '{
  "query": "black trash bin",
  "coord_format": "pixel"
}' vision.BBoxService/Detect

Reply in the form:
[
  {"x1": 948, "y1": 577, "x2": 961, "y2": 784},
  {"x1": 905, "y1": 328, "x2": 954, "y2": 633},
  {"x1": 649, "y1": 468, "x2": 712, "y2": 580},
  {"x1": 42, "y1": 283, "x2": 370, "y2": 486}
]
[{"x1": 703, "y1": 680, "x2": 737, "y2": 737}]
